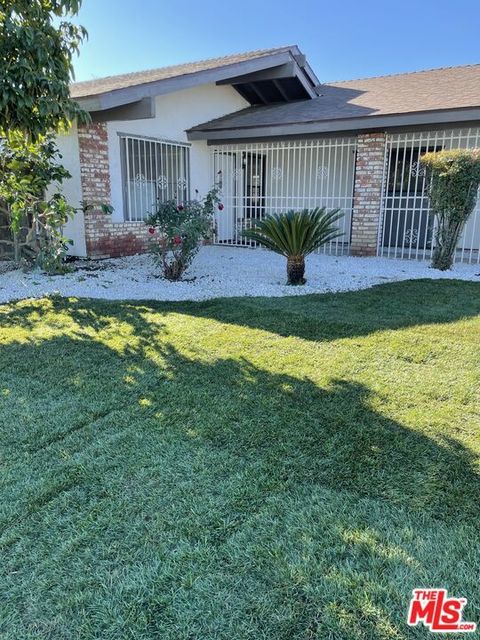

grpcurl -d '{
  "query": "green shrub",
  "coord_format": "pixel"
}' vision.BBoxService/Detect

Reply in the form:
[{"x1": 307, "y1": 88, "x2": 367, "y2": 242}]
[
  {"x1": 421, "y1": 149, "x2": 480, "y2": 270},
  {"x1": 0, "y1": 134, "x2": 76, "y2": 272},
  {"x1": 0, "y1": 134, "x2": 113, "y2": 273},
  {"x1": 146, "y1": 187, "x2": 220, "y2": 281},
  {"x1": 242, "y1": 207, "x2": 343, "y2": 285}
]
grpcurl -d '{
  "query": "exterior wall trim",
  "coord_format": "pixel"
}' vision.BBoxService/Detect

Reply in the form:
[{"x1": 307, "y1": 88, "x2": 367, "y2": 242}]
[
  {"x1": 116, "y1": 131, "x2": 192, "y2": 147},
  {"x1": 188, "y1": 108, "x2": 480, "y2": 142}
]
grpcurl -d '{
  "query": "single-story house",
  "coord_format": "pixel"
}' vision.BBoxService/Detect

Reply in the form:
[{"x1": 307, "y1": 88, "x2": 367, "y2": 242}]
[{"x1": 61, "y1": 45, "x2": 480, "y2": 263}]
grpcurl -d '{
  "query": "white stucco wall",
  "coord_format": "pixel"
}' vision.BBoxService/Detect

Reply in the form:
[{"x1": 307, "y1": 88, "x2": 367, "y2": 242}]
[
  {"x1": 52, "y1": 123, "x2": 87, "y2": 256},
  {"x1": 106, "y1": 83, "x2": 249, "y2": 222}
]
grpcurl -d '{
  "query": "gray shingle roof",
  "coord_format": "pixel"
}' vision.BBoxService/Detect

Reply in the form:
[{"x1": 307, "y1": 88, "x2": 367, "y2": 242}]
[
  {"x1": 70, "y1": 46, "x2": 295, "y2": 99},
  {"x1": 189, "y1": 64, "x2": 480, "y2": 132}
]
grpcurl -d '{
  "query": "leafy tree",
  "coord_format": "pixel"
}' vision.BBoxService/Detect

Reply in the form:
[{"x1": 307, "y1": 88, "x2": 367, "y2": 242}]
[
  {"x1": 243, "y1": 208, "x2": 343, "y2": 285},
  {"x1": 0, "y1": 0, "x2": 87, "y2": 141},
  {"x1": 421, "y1": 149, "x2": 480, "y2": 270},
  {"x1": 0, "y1": 1, "x2": 92, "y2": 271}
]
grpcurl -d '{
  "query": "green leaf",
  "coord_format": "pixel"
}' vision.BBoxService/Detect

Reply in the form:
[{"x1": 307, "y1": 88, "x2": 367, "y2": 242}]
[
  {"x1": 0, "y1": 1, "x2": 87, "y2": 140},
  {"x1": 243, "y1": 208, "x2": 344, "y2": 258}
]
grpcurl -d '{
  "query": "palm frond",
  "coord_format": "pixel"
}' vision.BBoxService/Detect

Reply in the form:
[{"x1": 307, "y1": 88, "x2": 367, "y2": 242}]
[{"x1": 243, "y1": 207, "x2": 344, "y2": 257}]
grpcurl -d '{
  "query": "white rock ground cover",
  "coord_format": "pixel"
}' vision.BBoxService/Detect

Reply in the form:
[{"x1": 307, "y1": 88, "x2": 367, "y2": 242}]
[{"x1": 0, "y1": 245, "x2": 478, "y2": 303}]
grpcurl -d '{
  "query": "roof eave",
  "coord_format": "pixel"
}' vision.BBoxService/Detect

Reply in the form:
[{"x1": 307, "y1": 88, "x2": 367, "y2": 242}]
[
  {"x1": 73, "y1": 49, "x2": 313, "y2": 112},
  {"x1": 187, "y1": 107, "x2": 480, "y2": 142}
]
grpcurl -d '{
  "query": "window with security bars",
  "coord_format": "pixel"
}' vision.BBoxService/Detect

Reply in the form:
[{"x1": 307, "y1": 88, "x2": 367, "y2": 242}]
[
  {"x1": 120, "y1": 135, "x2": 190, "y2": 221},
  {"x1": 380, "y1": 128, "x2": 480, "y2": 263}
]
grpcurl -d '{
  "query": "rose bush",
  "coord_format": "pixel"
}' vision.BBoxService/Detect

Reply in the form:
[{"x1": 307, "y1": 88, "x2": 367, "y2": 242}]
[{"x1": 146, "y1": 187, "x2": 222, "y2": 281}]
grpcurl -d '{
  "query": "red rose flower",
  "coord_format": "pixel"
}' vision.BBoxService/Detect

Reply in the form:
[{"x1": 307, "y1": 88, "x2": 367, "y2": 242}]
[
  {"x1": 173, "y1": 235, "x2": 182, "y2": 245},
  {"x1": 218, "y1": 203, "x2": 224, "y2": 211},
  {"x1": 177, "y1": 204, "x2": 184, "y2": 211},
  {"x1": 148, "y1": 227, "x2": 156, "y2": 235}
]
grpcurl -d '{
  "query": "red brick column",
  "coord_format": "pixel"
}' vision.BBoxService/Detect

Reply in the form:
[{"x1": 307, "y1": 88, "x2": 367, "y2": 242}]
[
  {"x1": 350, "y1": 133, "x2": 386, "y2": 257},
  {"x1": 78, "y1": 122, "x2": 147, "y2": 258}
]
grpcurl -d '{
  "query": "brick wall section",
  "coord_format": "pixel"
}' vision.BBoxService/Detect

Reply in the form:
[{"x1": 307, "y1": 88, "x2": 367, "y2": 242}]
[
  {"x1": 78, "y1": 122, "x2": 148, "y2": 258},
  {"x1": 350, "y1": 133, "x2": 386, "y2": 257}
]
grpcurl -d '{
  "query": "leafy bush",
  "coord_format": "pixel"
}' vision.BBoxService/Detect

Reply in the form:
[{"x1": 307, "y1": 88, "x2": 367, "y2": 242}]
[
  {"x1": 0, "y1": 134, "x2": 77, "y2": 273},
  {"x1": 243, "y1": 207, "x2": 343, "y2": 285},
  {"x1": 0, "y1": 134, "x2": 112, "y2": 273},
  {"x1": 421, "y1": 149, "x2": 480, "y2": 270},
  {"x1": 146, "y1": 187, "x2": 221, "y2": 281}
]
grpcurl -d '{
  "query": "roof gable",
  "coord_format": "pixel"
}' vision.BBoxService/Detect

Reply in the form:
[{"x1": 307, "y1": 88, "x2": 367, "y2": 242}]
[{"x1": 71, "y1": 46, "x2": 320, "y2": 113}]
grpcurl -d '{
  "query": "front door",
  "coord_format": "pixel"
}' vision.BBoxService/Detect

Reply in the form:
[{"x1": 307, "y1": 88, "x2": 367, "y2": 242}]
[
  {"x1": 214, "y1": 151, "x2": 238, "y2": 243},
  {"x1": 242, "y1": 152, "x2": 265, "y2": 230},
  {"x1": 213, "y1": 150, "x2": 266, "y2": 243}
]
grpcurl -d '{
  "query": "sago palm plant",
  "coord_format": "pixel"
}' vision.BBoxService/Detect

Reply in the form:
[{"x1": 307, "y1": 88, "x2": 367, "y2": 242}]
[{"x1": 243, "y1": 207, "x2": 343, "y2": 285}]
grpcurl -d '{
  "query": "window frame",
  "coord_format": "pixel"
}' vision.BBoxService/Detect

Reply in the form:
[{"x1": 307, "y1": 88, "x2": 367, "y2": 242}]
[{"x1": 118, "y1": 132, "x2": 191, "y2": 222}]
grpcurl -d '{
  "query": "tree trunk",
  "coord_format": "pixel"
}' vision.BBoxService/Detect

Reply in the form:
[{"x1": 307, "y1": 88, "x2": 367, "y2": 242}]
[
  {"x1": 287, "y1": 255, "x2": 306, "y2": 285},
  {"x1": 164, "y1": 259, "x2": 185, "y2": 281},
  {"x1": 431, "y1": 217, "x2": 463, "y2": 271}
]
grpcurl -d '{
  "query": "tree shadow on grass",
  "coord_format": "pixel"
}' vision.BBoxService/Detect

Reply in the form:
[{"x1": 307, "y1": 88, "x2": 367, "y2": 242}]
[
  {"x1": 0, "y1": 304, "x2": 479, "y2": 638},
  {"x1": 1, "y1": 279, "x2": 479, "y2": 347},
  {"x1": 147, "y1": 345, "x2": 480, "y2": 525},
  {"x1": 3, "y1": 278, "x2": 480, "y2": 347},
  {"x1": 169, "y1": 278, "x2": 480, "y2": 343},
  {"x1": 0, "y1": 320, "x2": 478, "y2": 527}
]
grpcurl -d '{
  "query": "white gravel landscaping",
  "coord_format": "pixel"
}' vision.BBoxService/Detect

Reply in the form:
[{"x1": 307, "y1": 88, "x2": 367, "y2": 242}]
[{"x1": 0, "y1": 245, "x2": 479, "y2": 303}]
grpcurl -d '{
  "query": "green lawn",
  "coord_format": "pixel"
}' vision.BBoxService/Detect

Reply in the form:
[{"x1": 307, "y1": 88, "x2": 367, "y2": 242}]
[{"x1": 0, "y1": 280, "x2": 479, "y2": 639}]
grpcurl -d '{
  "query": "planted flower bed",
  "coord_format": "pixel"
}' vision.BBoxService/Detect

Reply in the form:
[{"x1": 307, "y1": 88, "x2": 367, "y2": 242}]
[{"x1": 146, "y1": 187, "x2": 222, "y2": 280}]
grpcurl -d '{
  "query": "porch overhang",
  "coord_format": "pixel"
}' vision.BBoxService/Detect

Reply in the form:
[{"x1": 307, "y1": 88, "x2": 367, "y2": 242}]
[
  {"x1": 187, "y1": 107, "x2": 480, "y2": 143},
  {"x1": 216, "y1": 57, "x2": 320, "y2": 104}
]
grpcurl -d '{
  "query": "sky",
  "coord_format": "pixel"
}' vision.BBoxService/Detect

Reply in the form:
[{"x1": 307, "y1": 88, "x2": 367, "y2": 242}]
[{"x1": 72, "y1": 0, "x2": 479, "y2": 83}]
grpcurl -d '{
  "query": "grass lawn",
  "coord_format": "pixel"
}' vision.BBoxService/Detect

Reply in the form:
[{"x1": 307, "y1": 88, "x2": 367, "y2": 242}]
[{"x1": 0, "y1": 280, "x2": 479, "y2": 639}]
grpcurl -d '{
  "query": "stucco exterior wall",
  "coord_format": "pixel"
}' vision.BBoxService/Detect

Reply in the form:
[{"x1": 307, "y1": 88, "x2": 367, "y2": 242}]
[
  {"x1": 107, "y1": 84, "x2": 249, "y2": 223},
  {"x1": 52, "y1": 123, "x2": 87, "y2": 257},
  {"x1": 71, "y1": 83, "x2": 247, "y2": 258}
]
